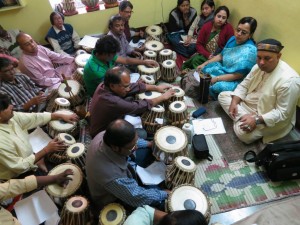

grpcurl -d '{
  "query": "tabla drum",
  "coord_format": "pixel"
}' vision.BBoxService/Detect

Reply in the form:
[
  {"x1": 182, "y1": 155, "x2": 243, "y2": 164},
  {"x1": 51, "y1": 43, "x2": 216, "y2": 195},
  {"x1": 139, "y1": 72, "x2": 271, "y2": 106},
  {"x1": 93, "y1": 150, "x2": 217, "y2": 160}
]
[
  {"x1": 158, "y1": 49, "x2": 173, "y2": 63},
  {"x1": 141, "y1": 104, "x2": 165, "y2": 134},
  {"x1": 139, "y1": 75, "x2": 155, "y2": 85},
  {"x1": 66, "y1": 143, "x2": 87, "y2": 173},
  {"x1": 75, "y1": 49, "x2": 87, "y2": 56},
  {"x1": 169, "y1": 86, "x2": 185, "y2": 103},
  {"x1": 153, "y1": 126, "x2": 188, "y2": 164},
  {"x1": 48, "y1": 109, "x2": 79, "y2": 138},
  {"x1": 99, "y1": 203, "x2": 126, "y2": 225},
  {"x1": 137, "y1": 91, "x2": 162, "y2": 100},
  {"x1": 75, "y1": 53, "x2": 91, "y2": 67},
  {"x1": 47, "y1": 133, "x2": 77, "y2": 164},
  {"x1": 51, "y1": 97, "x2": 71, "y2": 112},
  {"x1": 137, "y1": 65, "x2": 161, "y2": 82},
  {"x1": 168, "y1": 101, "x2": 188, "y2": 128},
  {"x1": 60, "y1": 196, "x2": 90, "y2": 225},
  {"x1": 58, "y1": 80, "x2": 85, "y2": 106},
  {"x1": 143, "y1": 50, "x2": 157, "y2": 61},
  {"x1": 46, "y1": 163, "x2": 83, "y2": 200},
  {"x1": 165, "y1": 156, "x2": 196, "y2": 189},
  {"x1": 145, "y1": 40, "x2": 164, "y2": 53},
  {"x1": 74, "y1": 67, "x2": 84, "y2": 85},
  {"x1": 145, "y1": 25, "x2": 163, "y2": 42},
  {"x1": 167, "y1": 184, "x2": 211, "y2": 222},
  {"x1": 161, "y1": 59, "x2": 177, "y2": 83}
]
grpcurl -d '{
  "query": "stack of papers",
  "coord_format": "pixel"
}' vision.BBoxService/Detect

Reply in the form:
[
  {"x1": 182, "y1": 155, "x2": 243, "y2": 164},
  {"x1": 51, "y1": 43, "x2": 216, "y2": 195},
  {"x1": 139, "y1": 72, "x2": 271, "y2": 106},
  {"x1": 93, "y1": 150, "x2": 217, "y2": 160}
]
[
  {"x1": 78, "y1": 35, "x2": 99, "y2": 49},
  {"x1": 192, "y1": 117, "x2": 226, "y2": 135},
  {"x1": 136, "y1": 161, "x2": 166, "y2": 185}
]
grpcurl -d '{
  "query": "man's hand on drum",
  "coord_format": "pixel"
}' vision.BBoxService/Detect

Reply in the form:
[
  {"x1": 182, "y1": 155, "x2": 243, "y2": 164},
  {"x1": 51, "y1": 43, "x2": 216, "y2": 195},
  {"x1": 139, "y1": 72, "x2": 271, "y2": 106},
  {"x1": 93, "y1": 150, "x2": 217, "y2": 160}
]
[
  {"x1": 131, "y1": 50, "x2": 142, "y2": 58},
  {"x1": 44, "y1": 137, "x2": 67, "y2": 154},
  {"x1": 51, "y1": 112, "x2": 79, "y2": 124},
  {"x1": 143, "y1": 59, "x2": 159, "y2": 68},
  {"x1": 54, "y1": 169, "x2": 74, "y2": 188},
  {"x1": 31, "y1": 93, "x2": 47, "y2": 105},
  {"x1": 155, "y1": 84, "x2": 172, "y2": 93},
  {"x1": 162, "y1": 88, "x2": 176, "y2": 100}
]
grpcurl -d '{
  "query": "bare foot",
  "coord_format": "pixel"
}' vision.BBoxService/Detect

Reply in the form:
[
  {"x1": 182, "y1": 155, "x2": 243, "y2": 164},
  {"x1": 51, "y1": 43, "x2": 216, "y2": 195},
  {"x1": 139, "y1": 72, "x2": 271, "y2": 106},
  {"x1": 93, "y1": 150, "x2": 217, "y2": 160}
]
[{"x1": 36, "y1": 158, "x2": 48, "y2": 173}]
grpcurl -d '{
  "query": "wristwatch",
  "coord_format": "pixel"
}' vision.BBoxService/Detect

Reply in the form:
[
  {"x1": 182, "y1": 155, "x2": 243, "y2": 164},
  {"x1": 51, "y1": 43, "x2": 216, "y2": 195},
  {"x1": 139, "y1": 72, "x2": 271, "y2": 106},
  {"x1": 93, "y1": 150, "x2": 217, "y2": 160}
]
[{"x1": 255, "y1": 116, "x2": 261, "y2": 125}]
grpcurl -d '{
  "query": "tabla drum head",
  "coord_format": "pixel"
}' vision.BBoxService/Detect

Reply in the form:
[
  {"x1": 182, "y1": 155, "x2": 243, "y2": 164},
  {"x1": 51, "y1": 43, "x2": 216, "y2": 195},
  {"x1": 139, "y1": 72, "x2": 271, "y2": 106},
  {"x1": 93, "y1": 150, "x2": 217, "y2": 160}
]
[
  {"x1": 145, "y1": 40, "x2": 164, "y2": 52},
  {"x1": 151, "y1": 104, "x2": 165, "y2": 113},
  {"x1": 58, "y1": 80, "x2": 81, "y2": 99},
  {"x1": 145, "y1": 25, "x2": 163, "y2": 36},
  {"x1": 154, "y1": 126, "x2": 187, "y2": 153},
  {"x1": 174, "y1": 156, "x2": 196, "y2": 172},
  {"x1": 65, "y1": 196, "x2": 88, "y2": 213},
  {"x1": 76, "y1": 67, "x2": 84, "y2": 75},
  {"x1": 137, "y1": 65, "x2": 160, "y2": 74},
  {"x1": 75, "y1": 53, "x2": 91, "y2": 67},
  {"x1": 159, "y1": 49, "x2": 173, "y2": 56},
  {"x1": 49, "y1": 109, "x2": 77, "y2": 131},
  {"x1": 162, "y1": 59, "x2": 176, "y2": 68},
  {"x1": 138, "y1": 91, "x2": 162, "y2": 100},
  {"x1": 144, "y1": 50, "x2": 157, "y2": 58},
  {"x1": 171, "y1": 86, "x2": 185, "y2": 97},
  {"x1": 99, "y1": 203, "x2": 126, "y2": 225},
  {"x1": 140, "y1": 75, "x2": 155, "y2": 85},
  {"x1": 57, "y1": 133, "x2": 76, "y2": 145},
  {"x1": 169, "y1": 101, "x2": 187, "y2": 113},
  {"x1": 67, "y1": 143, "x2": 85, "y2": 158},
  {"x1": 55, "y1": 98, "x2": 71, "y2": 107}
]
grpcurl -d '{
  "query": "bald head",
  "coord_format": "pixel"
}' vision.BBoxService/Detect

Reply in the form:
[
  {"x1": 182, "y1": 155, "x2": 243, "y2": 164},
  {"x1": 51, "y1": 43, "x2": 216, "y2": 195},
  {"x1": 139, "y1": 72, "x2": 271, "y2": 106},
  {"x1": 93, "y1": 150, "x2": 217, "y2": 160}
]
[{"x1": 16, "y1": 32, "x2": 38, "y2": 55}]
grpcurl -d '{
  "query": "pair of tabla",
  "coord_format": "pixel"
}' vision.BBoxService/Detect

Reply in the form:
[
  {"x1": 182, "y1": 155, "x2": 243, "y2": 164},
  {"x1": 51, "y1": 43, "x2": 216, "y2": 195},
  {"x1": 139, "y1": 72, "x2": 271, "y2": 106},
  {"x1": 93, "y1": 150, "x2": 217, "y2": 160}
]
[
  {"x1": 58, "y1": 80, "x2": 85, "y2": 107},
  {"x1": 99, "y1": 203, "x2": 126, "y2": 225}
]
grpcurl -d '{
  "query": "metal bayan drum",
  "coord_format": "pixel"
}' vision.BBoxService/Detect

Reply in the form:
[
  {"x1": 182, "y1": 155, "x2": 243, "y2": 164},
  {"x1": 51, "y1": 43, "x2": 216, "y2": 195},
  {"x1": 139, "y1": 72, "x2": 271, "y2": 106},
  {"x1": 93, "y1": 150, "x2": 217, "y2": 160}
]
[
  {"x1": 48, "y1": 109, "x2": 79, "y2": 138},
  {"x1": 145, "y1": 25, "x2": 163, "y2": 42},
  {"x1": 168, "y1": 101, "x2": 188, "y2": 128},
  {"x1": 143, "y1": 50, "x2": 157, "y2": 61},
  {"x1": 75, "y1": 53, "x2": 91, "y2": 68},
  {"x1": 161, "y1": 59, "x2": 178, "y2": 83},
  {"x1": 139, "y1": 75, "x2": 156, "y2": 85},
  {"x1": 137, "y1": 91, "x2": 162, "y2": 100},
  {"x1": 47, "y1": 133, "x2": 76, "y2": 164},
  {"x1": 167, "y1": 184, "x2": 211, "y2": 222},
  {"x1": 137, "y1": 64, "x2": 161, "y2": 82},
  {"x1": 153, "y1": 126, "x2": 188, "y2": 164},
  {"x1": 66, "y1": 143, "x2": 87, "y2": 173},
  {"x1": 59, "y1": 196, "x2": 90, "y2": 225},
  {"x1": 145, "y1": 40, "x2": 164, "y2": 53},
  {"x1": 165, "y1": 156, "x2": 196, "y2": 189},
  {"x1": 58, "y1": 80, "x2": 85, "y2": 106},
  {"x1": 141, "y1": 104, "x2": 165, "y2": 134},
  {"x1": 46, "y1": 163, "x2": 83, "y2": 201},
  {"x1": 99, "y1": 203, "x2": 126, "y2": 225}
]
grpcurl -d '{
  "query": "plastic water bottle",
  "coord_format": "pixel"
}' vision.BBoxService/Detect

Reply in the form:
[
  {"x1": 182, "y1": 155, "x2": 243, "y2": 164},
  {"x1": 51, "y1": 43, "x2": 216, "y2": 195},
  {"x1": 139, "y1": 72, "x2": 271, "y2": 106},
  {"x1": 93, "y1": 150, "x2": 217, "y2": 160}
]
[{"x1": 182, "y1": 123, "x2": 194, "y2": 144}]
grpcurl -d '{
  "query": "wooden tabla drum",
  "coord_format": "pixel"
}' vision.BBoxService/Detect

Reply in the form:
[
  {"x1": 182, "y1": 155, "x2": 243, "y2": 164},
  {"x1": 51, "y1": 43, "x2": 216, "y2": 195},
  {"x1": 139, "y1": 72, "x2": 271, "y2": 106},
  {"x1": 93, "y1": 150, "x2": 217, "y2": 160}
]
[
  {"x1": 165, "y1": 156, "x2": 196, "y2": 189},
  {"x1": 48, "y1": 109, "x2": 79, "y2": 138},
  {"x1": 75, "y1": 53, "x2": 91, "y2": 68},
  {"x1": 58, "y1": 80, "x2": 85, "y2": 106},
  {"x1": 161, "y1": 59, "x2": 177, "y2": 83},
  {"x1": 47, "y1": 133, "x2": 76, "y2": 164},
  {"x1": 158, "y1": 49, "x2": 173, "y2": 63},
  {"x1": 99, "y1": 203, "x2": 126, "y2": 225},
  {"x1": 51, "y1": 97, "x2": 71, "y2": 112},
  {"x1": 46, "y1": 163, "x2": 83, "y2": 200},
  {"x1": 145, "y1": 40, "x2": 164, "y2": 54},
  {"x1": 153, "y1": 126, "x2": 188, "y2": 164},
  {"x1": 168, "y1": 101, "x2": 188, "y2": 128},
  {"x1": 137, "y1": 91, "x2": 161, "y2": 101},
  {"x1": 75, "y1": 49, "x2": 87, "y2": 56},
  {"x1": 137, "y1": 65, "x2": 161, "y2": 82},
  {"x1": 139, "y1": 75, "x2": 155, "y2": 85},
  {"x1": 169, "y1": 86, "x2": 185, "y2": 102},
  {"x1": 60, "y1": 196, "x2": 90, "y2": 225},
  {"x1": 74, "y1": 67, "x2": 84, "y2": 85},
  {"x1": 66, "y1": 143, "x2": 87, "y2": 172},
  {"x1": 167, "y1": 184, "x2": 211, "y2": 222},
  {"x1": 145, "y1": 25, "x2": 163, "y2": 42},
  {"x1": 143, "y1": 50, "x2": 157, "y2": 61},
  {"x1": 141, "y1": 104, "x2": 165, "y2": 134}
]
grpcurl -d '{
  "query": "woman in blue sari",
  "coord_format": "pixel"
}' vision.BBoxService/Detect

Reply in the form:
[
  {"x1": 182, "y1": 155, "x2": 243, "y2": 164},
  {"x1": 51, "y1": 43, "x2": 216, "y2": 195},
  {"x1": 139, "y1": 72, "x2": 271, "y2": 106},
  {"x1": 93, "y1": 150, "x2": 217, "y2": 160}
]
[{"x1": 197, "y1": 17, "x2": 258, "y2": 99}]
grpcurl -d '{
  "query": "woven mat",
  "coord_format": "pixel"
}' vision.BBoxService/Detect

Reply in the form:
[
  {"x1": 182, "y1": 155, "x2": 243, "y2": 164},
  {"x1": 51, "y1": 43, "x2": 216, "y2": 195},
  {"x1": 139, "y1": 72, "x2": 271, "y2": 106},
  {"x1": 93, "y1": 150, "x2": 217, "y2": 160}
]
[{"x1": 193, "y1": 135, "x2": 300, "y2": 214}]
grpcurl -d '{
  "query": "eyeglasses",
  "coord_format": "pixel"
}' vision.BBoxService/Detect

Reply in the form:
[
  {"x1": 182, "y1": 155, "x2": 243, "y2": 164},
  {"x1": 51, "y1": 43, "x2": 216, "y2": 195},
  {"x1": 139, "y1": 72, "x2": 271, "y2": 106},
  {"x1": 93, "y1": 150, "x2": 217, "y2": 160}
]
[
  {"x1": 122, "y1": 10, "x2": 133, "y2": 14},
  {"x1": 236, "y1": 28, "x2": 249, "y2": 36}
]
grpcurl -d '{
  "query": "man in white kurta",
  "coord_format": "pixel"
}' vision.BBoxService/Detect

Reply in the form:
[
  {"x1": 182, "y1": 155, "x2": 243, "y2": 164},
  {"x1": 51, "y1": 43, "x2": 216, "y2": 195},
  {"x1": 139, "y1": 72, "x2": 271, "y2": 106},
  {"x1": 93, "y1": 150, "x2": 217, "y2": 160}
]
[{"x1": 218, "y1": 39, "x2": 300, "y2": 144}]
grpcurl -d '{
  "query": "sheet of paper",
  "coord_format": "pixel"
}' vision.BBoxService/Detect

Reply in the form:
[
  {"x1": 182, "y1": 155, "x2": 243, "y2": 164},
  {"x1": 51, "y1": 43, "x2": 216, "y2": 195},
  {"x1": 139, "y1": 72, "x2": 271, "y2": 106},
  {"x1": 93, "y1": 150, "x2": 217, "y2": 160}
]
[
  {"x1": 45, "y1": 212, "x2": 60, "y2": 225},
  {"x1": 193, "y1": 70, "x2": 200, "y2": 82},
  {"x1": 29, "y1": 127, "x2": 52, "y2": 153},
  {"x1": 130, "y1": 73, "x2": 140, "y2": 83},
  {"x1": 136, "y1": 161, "x2": 166, "y2": 185},
  {"x1": 124, "y1": 115, "x2": 142, "y2": 128},
  {"x1": 129, "y1": 39, "x2": 145, "y2": 48},
  {"x1": 192, "y1": 117, "x2": 226, "y2": 135},
  {"x1": 184, "y1": 96, "x2": 195, "y2": 108},
  {"x1": 14, "y1": 190, "x2": 58, "y2": 225},
  {"x1": 78, "y1": 35, "x2": 99, "y2": 49}
]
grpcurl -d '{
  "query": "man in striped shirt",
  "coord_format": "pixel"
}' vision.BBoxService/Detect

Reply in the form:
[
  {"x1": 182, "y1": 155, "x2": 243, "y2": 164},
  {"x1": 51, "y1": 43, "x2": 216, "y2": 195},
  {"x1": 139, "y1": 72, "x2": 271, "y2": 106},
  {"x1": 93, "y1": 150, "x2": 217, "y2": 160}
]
[{"x1": 0, "y1": 56, "x2": 46, "y2": 112}]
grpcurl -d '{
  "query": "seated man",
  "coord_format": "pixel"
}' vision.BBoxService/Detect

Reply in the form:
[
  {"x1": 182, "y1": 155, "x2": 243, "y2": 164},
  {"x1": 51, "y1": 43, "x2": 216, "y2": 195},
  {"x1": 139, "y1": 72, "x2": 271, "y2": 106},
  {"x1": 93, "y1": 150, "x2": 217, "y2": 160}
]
[
  {"x1": 0, "y1": 93, "x2": 79, "y2": 180},
  {"x1": 0, "y1": 25, "x2": 22, "y2": 59},
  {"x1": 84, "y1": 35, "x2": 157, "y2": 96},
  {"x1": 218, "y1": 39, "x2": 300, "y2": 144},
  {"x1": 45, "y1": 12, "x2": 81, "y2": 55},
  {"x1": 17, "y1": 32, "x2": 76, "y2": 91},
  {"x1": 90, "y1": 66, "x2": 174, "y2": 138},
  {"x1": 0, "y1": 169, "x2": 72, "y2": 224},
  {"x1": 0, "y1": 56, "x2": 46, "y2": 112},
  {"x1": 86, "y1": 119, "x2": 169, "y2": 213},
  {"x1": 118, "y1": 1, "x2": 144, "y2": 42},
  {"x1": 107, "y1": 15, "x2": 143, "y2": 58}
]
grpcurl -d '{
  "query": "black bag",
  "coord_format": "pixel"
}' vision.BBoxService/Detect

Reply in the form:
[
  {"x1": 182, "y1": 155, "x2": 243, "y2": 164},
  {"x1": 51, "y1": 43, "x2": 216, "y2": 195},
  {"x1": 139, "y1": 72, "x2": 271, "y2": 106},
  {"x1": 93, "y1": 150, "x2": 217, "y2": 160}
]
[
  {"x1": 192, "y1": 134, "x2": 213, "y2": 161},
  {"x1": 199, "y1": 72, "x2": 211, "y2": 104},
  {"x1": 244, "y1": 140, "x2": 300, "y2": 181}
]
